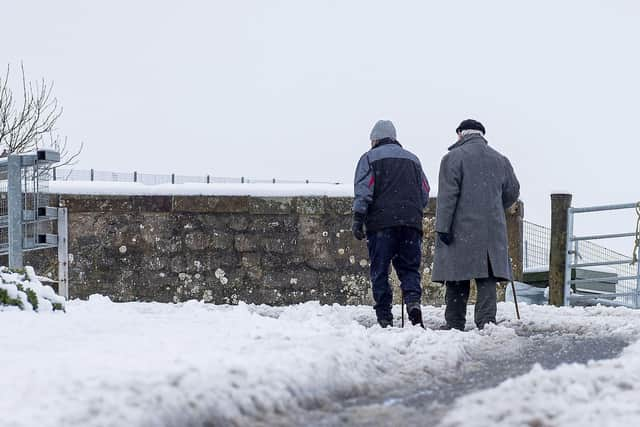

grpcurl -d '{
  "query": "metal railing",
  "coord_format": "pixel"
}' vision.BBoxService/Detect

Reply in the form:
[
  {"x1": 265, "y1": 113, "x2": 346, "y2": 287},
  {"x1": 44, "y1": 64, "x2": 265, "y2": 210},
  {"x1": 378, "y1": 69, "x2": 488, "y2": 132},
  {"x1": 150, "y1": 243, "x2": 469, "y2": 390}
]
[
  {"x1": 524, "y1": 219, "x2": 635, "y2": 277},
  {"x1": 0, "y1": 154, "x2": 56, "y2": 259},
  {"x1": 52, "y1": 168, "x2": 342, "y2": 186},
  {"x1": 564, "y1": 203, "x2": 640, "y2": 308},
  {"x1": 0, "y1": 150, "x2": 69, "y2": 298}
]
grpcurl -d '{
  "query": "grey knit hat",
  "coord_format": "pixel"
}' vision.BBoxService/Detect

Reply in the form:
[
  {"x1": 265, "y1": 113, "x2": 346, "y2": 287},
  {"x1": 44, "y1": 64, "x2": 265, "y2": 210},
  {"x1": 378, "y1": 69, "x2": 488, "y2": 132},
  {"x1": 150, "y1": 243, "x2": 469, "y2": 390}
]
[{"x1": 370, "y1": 120, "x2": 397, "y2": 141}]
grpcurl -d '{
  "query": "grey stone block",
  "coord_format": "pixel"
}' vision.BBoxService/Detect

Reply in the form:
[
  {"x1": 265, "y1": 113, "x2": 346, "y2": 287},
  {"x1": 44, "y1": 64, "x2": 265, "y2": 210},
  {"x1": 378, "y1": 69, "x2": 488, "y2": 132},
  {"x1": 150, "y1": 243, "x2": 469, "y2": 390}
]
[
  {"x1": 235, "y1": 234, "x2": 259, "y2": 252},
  {"x1": 249, "y1": 197, "x2": 294, "y2": 215}
]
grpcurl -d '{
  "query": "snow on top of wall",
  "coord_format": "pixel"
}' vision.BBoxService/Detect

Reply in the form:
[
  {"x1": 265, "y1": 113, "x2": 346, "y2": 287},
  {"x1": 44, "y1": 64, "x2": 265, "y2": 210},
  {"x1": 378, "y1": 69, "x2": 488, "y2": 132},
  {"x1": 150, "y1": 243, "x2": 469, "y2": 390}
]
[{"x1": 47, "y1": 181, "x2": 354, "y2": 197}]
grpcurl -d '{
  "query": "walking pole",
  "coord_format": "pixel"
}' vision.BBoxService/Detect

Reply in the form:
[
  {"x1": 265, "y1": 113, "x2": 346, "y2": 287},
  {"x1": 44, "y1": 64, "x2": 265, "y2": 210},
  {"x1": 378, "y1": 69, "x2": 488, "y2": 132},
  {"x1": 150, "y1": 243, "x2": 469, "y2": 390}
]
[
  {"x1": 401, "y1": 288, "x2": 405, "y2": 328},
  {"x1": 510, "y1": 281, "x2": 521, "y2": 320}
]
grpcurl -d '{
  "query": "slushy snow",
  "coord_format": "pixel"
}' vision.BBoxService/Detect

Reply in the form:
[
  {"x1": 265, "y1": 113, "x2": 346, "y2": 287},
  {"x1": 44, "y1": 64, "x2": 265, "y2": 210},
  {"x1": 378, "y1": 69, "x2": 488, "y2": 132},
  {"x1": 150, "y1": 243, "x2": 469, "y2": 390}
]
[
  {"x1": 440, "y1": 305, "x2": 640, "y2": 427},
  {"x1": 2, "y1": 299, "x2": 640, "y2": 426}
]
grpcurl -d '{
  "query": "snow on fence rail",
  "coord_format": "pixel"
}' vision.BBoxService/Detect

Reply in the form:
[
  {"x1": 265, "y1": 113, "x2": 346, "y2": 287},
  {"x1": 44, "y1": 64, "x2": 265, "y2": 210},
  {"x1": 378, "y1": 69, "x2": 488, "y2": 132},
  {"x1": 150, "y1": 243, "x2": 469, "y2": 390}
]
[{"x1": 52, "y1": 168, "x2": 343, "y2": 186}]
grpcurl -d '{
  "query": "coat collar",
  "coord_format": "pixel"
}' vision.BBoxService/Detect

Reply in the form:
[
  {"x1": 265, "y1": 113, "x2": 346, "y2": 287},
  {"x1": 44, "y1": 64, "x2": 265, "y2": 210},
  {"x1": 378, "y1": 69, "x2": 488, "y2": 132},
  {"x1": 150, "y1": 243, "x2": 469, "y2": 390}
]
[
  {"x1": 372, "y1": 138, "x2": 402, "y2": 149},
  {"x1": 447, "y1": 134, "x2": 487, "y2": 151}
]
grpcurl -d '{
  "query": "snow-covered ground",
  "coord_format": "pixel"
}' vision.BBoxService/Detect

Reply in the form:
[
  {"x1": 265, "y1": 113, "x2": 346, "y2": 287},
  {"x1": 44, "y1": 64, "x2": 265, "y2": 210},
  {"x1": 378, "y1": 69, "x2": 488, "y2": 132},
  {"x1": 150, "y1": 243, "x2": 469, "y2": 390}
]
[
  {"x1": 440, "y1": 306, "x2": 640, "y2": 427},
  {"x1": 2, "y1": 298, "x2": 640, "y2": 427}
]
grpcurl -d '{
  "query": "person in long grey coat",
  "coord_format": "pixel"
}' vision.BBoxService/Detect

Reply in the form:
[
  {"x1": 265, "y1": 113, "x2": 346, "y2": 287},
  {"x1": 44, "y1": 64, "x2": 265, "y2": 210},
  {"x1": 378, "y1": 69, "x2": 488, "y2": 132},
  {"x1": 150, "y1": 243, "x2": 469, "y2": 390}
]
[{"x1": 432, "y1": 119, "x2": 520, "y2": 330}]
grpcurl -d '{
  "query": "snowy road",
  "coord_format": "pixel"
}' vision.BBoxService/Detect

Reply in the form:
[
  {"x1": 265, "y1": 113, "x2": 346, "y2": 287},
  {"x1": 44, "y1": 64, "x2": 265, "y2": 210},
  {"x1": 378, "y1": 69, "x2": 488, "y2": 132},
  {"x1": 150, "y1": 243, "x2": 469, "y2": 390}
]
[
  {"x1": 270, "y1": 332, "x2": 628, "y2": 427},
  {"x1": 2, "y1": 298, "x2": 640, "y2": 427}
]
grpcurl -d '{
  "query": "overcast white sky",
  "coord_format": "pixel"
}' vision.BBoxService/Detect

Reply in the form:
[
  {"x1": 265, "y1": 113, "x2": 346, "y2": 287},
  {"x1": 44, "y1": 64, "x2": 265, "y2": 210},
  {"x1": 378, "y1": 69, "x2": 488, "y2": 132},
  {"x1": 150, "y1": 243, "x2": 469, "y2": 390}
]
[{"x1": 2, "y1": 0, "x2": 640, "y2": 242}]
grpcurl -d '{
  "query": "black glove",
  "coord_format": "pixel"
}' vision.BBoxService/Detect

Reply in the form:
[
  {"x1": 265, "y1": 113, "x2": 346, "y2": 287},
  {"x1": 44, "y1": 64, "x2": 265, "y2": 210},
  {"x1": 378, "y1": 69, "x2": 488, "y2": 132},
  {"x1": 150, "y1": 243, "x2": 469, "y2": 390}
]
[
  {"x1": 438, "y1": 232, "x2": 452, "y2": 245},
  {"x1": 352, "y1": 212, "x2": 366, "y2": 241}
]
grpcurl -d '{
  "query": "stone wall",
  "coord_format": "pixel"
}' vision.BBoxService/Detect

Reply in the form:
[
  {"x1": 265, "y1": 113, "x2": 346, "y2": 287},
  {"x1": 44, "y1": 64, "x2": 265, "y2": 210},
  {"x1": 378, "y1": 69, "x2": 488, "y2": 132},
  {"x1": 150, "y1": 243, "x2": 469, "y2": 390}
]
[{"x1": 18, "y1": 195, "x2": 523, "y2": 306}]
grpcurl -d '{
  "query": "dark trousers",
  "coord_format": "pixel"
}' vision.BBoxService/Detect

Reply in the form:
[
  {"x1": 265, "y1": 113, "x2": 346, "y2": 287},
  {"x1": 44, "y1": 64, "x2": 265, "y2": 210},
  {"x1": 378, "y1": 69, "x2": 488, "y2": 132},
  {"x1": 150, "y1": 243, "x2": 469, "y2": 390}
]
[
  {"x1": 366, "y1": 227, "x2": 422, "y2": 320},
  {"x1": 445, "y1": 277, "x2": 497, "y2": 330}
]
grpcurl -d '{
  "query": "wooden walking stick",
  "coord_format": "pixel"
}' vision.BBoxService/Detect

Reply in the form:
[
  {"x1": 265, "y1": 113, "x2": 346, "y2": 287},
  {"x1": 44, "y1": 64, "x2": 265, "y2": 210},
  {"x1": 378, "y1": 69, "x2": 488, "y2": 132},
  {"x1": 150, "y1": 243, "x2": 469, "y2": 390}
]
[{"x1": 510, "y1": 281, "x2": 521, "y2": 320}]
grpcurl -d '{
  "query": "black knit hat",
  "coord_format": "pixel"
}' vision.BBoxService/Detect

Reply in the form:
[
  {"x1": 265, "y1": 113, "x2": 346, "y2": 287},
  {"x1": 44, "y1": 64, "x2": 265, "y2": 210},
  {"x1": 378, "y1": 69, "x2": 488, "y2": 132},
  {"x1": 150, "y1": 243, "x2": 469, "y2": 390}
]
[{"x1": 456, "y1": 119, "x2": 485, "y2": 135}]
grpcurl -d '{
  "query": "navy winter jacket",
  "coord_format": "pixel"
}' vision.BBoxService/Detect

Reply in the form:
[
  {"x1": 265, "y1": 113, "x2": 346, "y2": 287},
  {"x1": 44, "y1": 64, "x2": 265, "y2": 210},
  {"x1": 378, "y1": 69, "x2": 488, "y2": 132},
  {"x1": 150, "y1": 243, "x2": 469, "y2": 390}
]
[{"x1": 353, "y1": 139, "x2": 430, "y2": 232}]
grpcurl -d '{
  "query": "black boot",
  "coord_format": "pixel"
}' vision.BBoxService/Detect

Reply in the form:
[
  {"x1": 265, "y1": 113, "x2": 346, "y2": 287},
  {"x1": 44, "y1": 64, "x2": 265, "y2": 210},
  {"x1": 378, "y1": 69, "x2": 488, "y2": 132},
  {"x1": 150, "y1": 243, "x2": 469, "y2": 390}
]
[
  {"x1": 406, "y1": 302, "x2": 425, "y2": 329},
  {"x1": 377, "y1": 317, "x2": 393, "y2": 328},
  {"x1": 439, "y1": 323, "x2": 465, "y2": 331}
]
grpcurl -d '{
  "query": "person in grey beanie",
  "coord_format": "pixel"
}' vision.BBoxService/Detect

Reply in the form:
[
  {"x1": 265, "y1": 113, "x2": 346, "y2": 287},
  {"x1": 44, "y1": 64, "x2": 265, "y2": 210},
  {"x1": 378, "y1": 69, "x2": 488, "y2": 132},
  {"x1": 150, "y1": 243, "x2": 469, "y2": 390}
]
[
  {"x1": 432, "y1": 119, "x2": 520, "y2": 330},
  {"x1": 352, "y1": 120, "x2": 430, "y2": 328}
]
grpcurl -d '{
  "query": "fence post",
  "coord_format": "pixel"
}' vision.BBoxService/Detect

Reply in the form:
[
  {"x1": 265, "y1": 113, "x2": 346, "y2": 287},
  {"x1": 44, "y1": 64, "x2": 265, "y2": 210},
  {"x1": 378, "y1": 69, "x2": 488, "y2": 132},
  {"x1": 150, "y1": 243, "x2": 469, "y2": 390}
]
[
  {"x1": 272, "y1": 178, "x2": 276, "y2": 184},
  {"x1": 133, "y1": 171, "x2": 137, "y2": 183},
  {"x1": 7, "y1": 155, "x2": 23, "y2": 269},
  {"x1": 171, "y1": 173, "x2": 175, "y2": 184},
  {"x1": 549, "y1": 193, "x2": 572, "y2": 306},
  {"x1": 506, "y1": 201, "x2": 524, "y2": 282},
  {"x1": 241, "y1": 177, "x2": 244, "y2": 184},
  {"x1": 90, "y1": 168, "x2": 94, "y2": 181},
  {"x1": 57, "y1": 207, "x2": 69, "y2": 299},
  {"x1": 52, "y1": 167, "x2": 57, "y2": 181},
  {"x1": 635, "y1": 254, "x2": 640, "y2": 309},
  {"x1": 206, "y1": 175, "x2": 210, "y2": 184}
]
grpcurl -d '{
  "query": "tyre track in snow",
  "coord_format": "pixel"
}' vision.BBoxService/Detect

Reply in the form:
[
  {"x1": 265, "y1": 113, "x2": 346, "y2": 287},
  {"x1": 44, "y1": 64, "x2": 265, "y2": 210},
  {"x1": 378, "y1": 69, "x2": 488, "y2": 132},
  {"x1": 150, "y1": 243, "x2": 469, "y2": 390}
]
[{"x1": 256, "y1": 326, "x2": 629, "y2": 427}]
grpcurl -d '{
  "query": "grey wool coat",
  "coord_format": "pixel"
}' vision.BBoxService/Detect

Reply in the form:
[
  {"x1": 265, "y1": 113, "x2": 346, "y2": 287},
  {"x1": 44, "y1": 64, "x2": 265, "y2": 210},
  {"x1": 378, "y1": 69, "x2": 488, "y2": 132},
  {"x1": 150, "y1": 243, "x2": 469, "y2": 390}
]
[{"x1": 432, "y1": 134, "x2": 520, "y2": 283}]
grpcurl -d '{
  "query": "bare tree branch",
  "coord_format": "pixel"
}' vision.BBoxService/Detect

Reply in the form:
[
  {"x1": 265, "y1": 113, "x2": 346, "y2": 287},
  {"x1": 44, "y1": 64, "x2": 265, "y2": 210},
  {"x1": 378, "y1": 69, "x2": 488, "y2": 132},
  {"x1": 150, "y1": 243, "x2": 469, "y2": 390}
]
[
  {"x1": 0, "y1": 62, "x2": 80, "y2": 164},
  {"x1": 36, "y1": 133, "x2": 83, "y2": 169}
]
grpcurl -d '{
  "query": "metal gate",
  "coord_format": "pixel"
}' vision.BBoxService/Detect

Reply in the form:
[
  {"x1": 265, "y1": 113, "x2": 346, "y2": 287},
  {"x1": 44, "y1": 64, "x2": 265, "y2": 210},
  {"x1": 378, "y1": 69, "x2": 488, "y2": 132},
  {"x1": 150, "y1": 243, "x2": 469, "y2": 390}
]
[
  {"x1": 0, "y1": 149, "x2": 69, "y2": 298},
  {"x1": 564, "y1": 202, "x2": 640, "y2": 308}
]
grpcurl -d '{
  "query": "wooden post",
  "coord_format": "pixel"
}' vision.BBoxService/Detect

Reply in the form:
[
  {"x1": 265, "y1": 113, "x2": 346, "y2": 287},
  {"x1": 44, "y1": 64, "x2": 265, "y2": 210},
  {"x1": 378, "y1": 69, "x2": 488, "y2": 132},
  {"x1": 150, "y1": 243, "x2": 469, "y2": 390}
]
[
  {"x1": 549, "y1": 193, "x2": 572, "y2": 306},
  {"x1": 506, "y1": 200, "x2": 524, "y2": 282}
]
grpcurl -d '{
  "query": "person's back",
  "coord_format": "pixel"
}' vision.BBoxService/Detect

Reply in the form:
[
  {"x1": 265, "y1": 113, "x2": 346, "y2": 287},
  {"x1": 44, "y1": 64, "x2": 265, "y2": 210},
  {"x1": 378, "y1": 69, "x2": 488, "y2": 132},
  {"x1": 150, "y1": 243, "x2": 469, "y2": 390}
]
[
  {"x1": 443, "y1": 138, "x2": 514, "y2": 250},
  {"x1": 432, "y1": 119, "x2": 520, "y2": 330},
  {"x1": 355, "y1": 139, "x2": 428, "y2": 232},
  {"x1": 352, "y1": 120, "x2": 430, "y2": 328}
]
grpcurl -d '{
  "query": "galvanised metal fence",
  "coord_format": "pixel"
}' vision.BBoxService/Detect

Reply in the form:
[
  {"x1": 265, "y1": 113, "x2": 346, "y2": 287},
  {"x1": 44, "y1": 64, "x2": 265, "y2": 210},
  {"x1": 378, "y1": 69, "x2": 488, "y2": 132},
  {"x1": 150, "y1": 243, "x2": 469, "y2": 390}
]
[
  {"x1": 523, "y1": 220, "x2": 551, "y2": 271},
  {"x1": 0, "y1": 156, "x2": 54, "y2": 256},
  {"x1": 0, "y1": 151, "x2": 68, "y2": 298},
  {"x1": 564, "y1": 203, "x2": 640, "y2": 308},
  {"x1": 524, "y1": 219, "x2": 637, "y2": 297},
  {"x1": 0, "y1": 174, "x2": 7, "y2": 251},
  {"x1": 52, "y1": 168, "x2": 342, "y2": 186}
]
